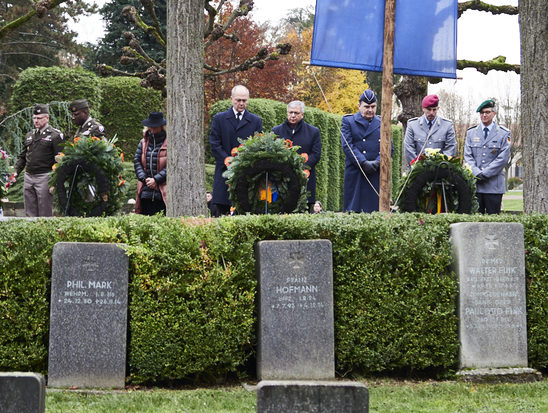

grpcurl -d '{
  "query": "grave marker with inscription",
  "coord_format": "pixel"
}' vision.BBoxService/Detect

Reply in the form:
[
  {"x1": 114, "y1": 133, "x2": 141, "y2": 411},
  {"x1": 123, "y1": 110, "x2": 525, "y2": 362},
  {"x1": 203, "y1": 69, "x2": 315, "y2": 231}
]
[
  {"x1": 255, "y1": 240, "x2": 334, "y2": 380},
  {"x1": 48, "y1": 242, "x2": 129, "y2": 388},
  {"x1": 450, "y1": 223, "x2": 528, "y2": 369}
]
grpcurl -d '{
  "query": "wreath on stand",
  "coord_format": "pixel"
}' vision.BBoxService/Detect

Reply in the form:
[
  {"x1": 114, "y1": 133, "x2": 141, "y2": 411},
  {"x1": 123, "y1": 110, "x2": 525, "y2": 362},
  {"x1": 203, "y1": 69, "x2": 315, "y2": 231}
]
[
  {"x1": 49, "y1": 136, "x2": 128, "y2": 216},
  {"x1": 397, "y1": 148, "x2": 478, "y2": 214},
  {"x1": 223, "y1": 132, "x2": 309, "y2": 214}
]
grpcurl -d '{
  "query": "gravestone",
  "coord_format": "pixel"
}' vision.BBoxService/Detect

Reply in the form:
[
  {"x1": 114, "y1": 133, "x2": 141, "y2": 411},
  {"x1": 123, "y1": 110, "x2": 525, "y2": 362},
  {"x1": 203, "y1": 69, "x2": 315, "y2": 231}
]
[
  {"x1": 48, "y1": 242, "x2": 129, "y2": 388},
  {"x1": 450, "y1": 223, "x2": 528, "y2": 369},
  {"x1": 255, "y1": 240, "x2": 334, "y2": 380},
  {"x1": 0, "y1": 372, "x2": 46, "y2": 413},
  {"x1": 257, "y1": 380, "x2": 369, "y2": 413}
]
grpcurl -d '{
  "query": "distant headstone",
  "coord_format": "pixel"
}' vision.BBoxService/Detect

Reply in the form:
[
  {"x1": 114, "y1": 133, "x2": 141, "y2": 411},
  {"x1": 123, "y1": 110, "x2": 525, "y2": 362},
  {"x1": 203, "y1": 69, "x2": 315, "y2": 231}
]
[
  {"x1": 0, "y1": 372, "x2": 45, "y2": 413},
  {"x1": 257, "y1": 380, "x2": 369, "y2": 413},
  {"x1": 450, "y1": 223, "x2": 528, "y2": 368},
  {"x1": 48, "y1": 242, "x2": 129, "y2": 388},
  {"x1": 255, "y1": 240, "x2": 334, "y2": 380}
]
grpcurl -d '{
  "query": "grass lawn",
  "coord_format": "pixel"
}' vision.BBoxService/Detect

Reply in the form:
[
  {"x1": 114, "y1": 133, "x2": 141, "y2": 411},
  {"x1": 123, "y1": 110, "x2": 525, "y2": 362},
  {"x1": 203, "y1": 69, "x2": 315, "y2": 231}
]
[
  {"x1": 45, "y1": 379, "x2": 548, "y2": 412},
  {"x1": 503, "y1": 190, "x2": 524, "y2": 212}
]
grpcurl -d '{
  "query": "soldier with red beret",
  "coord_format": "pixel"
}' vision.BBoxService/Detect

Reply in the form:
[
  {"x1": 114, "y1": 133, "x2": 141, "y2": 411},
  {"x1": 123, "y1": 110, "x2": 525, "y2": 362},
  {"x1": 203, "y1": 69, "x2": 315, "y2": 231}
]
[{"x1": 403, "y1": 94, "x2": 457, "y2": 166}]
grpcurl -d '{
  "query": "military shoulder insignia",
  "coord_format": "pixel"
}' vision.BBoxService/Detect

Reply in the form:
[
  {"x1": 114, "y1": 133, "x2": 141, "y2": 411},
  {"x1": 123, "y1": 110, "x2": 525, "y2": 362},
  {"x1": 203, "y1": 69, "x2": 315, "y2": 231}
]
[
  {"x1": 467, "y1": 125, "x2": 478, "y2": 131},
  {"x1": 408, "y1": 117, "x2": 419, "y2": 122}
]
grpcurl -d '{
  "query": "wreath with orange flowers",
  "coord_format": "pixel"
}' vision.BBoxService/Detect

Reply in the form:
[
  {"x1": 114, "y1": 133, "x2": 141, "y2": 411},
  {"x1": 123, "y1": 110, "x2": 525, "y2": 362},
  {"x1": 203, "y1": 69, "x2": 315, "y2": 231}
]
[
  {"x1": 49, "y1": 136, "x2": 128, "y2": 216},
  {"x1": 222, "y1": 132, "x2": 309, "y2": 214}
]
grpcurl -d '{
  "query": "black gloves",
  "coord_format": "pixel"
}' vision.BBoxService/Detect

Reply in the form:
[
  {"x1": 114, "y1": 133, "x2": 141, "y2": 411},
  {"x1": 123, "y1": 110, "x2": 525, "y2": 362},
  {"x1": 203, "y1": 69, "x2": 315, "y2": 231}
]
[{"x1": 361, "y1": 159, "x2": 380, "y2": 174}]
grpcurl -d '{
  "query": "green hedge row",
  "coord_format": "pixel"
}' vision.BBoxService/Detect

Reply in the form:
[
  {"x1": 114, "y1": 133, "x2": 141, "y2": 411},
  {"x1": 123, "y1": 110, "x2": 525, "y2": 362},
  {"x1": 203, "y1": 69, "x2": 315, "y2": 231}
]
[
  {"x1": 208, "y1": 99, "x2": 403, "y2": 211},
  {"x1": 7, "y1": 67, "x2": 163, "y2": 155},
  {"x1": 0, "y1": 213, "x2": 546, "y2": 382}
]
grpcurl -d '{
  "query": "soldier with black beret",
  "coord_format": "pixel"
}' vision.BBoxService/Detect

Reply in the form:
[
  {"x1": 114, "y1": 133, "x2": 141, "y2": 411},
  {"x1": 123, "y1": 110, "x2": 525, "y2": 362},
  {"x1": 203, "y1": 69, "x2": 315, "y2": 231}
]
[
  {"x1": 464, "y1": 99, "x2": 511, "y2": 214},
  {"x1": 13, "y1": 103, "x2": 64, "y2": 216},
  {"x1": 69, "y1": 99, "x2": 106, "y2": 139}
]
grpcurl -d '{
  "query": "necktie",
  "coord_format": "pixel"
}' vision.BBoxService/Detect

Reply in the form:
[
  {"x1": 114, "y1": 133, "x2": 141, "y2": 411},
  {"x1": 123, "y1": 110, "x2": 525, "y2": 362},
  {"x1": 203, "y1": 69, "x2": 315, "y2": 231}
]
[
  {"x1": 428, "y1": 120, "x2": 432, "y2": 129},
  {"x1": 483, "y1": 127, "x2": 489, "y2": 139},
  {"x1": 236, "y1": 112, "x2": 242, "y2": 121}
]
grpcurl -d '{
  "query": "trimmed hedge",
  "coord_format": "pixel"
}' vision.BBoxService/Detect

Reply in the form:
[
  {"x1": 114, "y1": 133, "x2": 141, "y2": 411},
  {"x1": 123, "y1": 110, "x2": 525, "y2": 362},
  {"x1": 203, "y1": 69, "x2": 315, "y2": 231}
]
[
  {"x1": 99, "y1": 76, "x2": 164, "y2": 155},
  {"x1": 207, "y1": 99, "x2": 403, "y2": 211},
  {"x1": 9, "y1": 67, "x2": 102, "y2": 113},
  {"x1": 0, "y1": 213, "x2": 546, "y2": 382}
]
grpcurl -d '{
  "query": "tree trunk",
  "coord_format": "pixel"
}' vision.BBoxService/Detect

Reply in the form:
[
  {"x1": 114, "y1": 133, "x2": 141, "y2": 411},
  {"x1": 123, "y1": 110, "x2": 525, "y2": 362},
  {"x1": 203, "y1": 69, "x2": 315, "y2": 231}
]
[
  {"x1": 166, "y1": 0, "x2": 206, "y2": 217},
  {"x1": 520, "y1": 0, "x2": 548, "y2": 213}
]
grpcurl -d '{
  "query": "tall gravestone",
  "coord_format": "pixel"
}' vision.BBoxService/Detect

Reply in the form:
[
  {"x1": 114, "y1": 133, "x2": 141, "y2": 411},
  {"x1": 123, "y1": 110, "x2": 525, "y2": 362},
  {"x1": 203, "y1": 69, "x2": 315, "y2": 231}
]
[
  {"x1": 255, "y1": 240, "x2": 368, "y2": 412},
  {"x1": 48, "y1": 242, "x2": 129, "y2": 388},
  {"x1": 0, "y1": 373, "x2": 45, "y2": 413},
  {"x1": 256, "y1": 240, "x2": 335, "y2": 380},
  {"x1": 450, "y1": 223, "x2": 528, "y2": 369}
]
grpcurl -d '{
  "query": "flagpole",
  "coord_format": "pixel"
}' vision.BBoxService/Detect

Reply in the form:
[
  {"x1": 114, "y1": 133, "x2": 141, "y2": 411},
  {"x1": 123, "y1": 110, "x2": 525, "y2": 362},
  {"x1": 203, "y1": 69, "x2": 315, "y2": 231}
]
[{"x1": 379, "y1": 0, "x2": 396, "y2": 212}]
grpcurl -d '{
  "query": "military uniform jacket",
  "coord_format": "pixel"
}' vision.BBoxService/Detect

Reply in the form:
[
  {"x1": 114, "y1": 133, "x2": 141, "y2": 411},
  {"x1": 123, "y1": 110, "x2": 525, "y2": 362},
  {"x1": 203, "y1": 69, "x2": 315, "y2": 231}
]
[
  {"x1": 15, "y1": 125, "x2": 64, "y2": 175},
  {"x1": 464, "y1": 122, "x2": 511, "y2": 194},
  {"x1": 341, "y1": 112, "x2": 383, "y2": 213},
  {"x1": 272, "y1": 120, "x2": 321, "y2": 203},
  {"x1": 74, "y1": 117, "x2": 106, "y2": 139},
  {"x1": 209, "y1": 108, "x2": 263, "y2": 205},
  {"x1": 404, "y1": 115, "x2": 456, "y2": 165}
]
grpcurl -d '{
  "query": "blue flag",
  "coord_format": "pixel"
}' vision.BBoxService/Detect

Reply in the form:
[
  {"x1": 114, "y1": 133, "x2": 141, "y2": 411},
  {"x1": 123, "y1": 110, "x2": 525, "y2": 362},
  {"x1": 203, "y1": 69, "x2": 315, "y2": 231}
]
[{"x1": 311, "y1": 0, "x2": 458, "y2": 79}]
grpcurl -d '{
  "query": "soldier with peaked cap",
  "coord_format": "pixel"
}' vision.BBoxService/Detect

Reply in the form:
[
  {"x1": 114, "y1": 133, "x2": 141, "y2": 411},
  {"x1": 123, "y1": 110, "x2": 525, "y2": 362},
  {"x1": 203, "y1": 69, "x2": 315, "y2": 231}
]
[
  {"x1": 13, "y1": 104, "x2": 64, "y2": 216},
  {"x1": 403, "y1": 94, "x2": 457, "y2": 166},
  {"x1": 69, "y1": 99, "x2": 106, "y2": 139},
  {"x1": 464, "y1": 99, "x2": 511, "y2": 214},
  {"x1": 341, "y1": 89, "x2": 392, "y2": 213}
]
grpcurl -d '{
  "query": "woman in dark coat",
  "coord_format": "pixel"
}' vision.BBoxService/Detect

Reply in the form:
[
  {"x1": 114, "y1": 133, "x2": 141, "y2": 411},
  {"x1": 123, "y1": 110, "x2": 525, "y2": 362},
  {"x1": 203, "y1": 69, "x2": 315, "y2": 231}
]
[
  {"x1": 341, "y1": 89, "x2": 388, "y2": 213},
  {"x1": 134, "y1": 112, "x2": 167, "y2": 215}
]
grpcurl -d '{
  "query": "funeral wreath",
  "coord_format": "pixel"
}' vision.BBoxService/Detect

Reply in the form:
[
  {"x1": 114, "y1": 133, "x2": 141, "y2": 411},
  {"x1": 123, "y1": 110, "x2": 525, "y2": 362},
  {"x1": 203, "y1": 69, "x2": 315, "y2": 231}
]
[
  {"x1": 223, "y1": 132, "x2": 309, "y2": 214},
  {"x1": 50, "y1": 136, "x2": 128, "y2": 216},
  {"x1": 397, "y1": 148, "x2": 478, "y2": 214}
]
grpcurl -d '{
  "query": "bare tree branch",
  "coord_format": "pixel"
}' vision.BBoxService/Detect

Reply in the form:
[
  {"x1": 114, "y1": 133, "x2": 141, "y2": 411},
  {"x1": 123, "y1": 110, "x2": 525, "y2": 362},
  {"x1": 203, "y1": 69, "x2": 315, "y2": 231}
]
[
  {"x1": 0, "y1": 0, "x2": 69, "y2": 41},
  {"x1": 458, "y1": 1, "x2": 518, "y2": 18},
  {"x1": 457, "y1": 55, "x2": 520, "y2": 74},
  {"x1": 98, "y1": 0, "x2": 291, "y2": 97}
]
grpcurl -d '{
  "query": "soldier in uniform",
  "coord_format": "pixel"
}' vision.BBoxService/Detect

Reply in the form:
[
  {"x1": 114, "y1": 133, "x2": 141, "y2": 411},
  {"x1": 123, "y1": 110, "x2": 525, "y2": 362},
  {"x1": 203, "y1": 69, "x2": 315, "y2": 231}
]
[
  {"x1": 69, "y1": 99, "x2": 106, "y2": 139},
  {"x1": 464, "y1": 99, "x2": 511, "y2": 214},
  {"x1": 341, "y1": 89, "x2": 392, "y2": 213},
  {"x1": 404, "y1": 94, "x2": 457, "y2": 166},
  {"x1": 13, "y1": 104, "x2": 64, "y2": 217}
]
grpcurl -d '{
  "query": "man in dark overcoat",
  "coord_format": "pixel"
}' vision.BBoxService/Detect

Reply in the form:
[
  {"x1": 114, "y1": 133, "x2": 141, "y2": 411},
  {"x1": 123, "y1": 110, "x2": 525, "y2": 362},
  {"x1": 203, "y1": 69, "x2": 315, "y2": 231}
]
[
  {"x1": 209, "y1": 85, "x2": 262, "y2": 216},
  {"x1": 341, "y1": 89, "x2": 390, "y2": 213},
  {"x1": 272, "y1": 100, "x2": 322, "y2": 210}
]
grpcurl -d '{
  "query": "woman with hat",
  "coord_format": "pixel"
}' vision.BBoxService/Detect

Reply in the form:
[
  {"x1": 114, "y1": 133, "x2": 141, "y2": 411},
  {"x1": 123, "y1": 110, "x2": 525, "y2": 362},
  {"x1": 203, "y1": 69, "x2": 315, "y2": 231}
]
[{"x1": 134, "y1": 112, "x2": 167, "y2": 215}]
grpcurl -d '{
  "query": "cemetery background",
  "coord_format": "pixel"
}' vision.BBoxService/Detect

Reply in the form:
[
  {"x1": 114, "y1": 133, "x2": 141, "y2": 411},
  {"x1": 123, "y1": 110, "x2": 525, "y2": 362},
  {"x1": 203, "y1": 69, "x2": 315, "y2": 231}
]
[{"x1": 1, "y1": 213, "x2": 546, "y2": 383}]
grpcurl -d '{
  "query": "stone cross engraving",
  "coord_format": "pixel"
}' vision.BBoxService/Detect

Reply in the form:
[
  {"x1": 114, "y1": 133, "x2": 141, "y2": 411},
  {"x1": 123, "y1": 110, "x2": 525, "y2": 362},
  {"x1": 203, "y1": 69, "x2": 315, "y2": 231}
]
[
  {"x1": 255, "y1": 240, "x2": 334, "y2": 380},
  {"x1": 48, "y1": 242, "x2": 129, "y2": 388},
  {"x1": 450, "y1": 223, "x2": 528, "y2": 368}
]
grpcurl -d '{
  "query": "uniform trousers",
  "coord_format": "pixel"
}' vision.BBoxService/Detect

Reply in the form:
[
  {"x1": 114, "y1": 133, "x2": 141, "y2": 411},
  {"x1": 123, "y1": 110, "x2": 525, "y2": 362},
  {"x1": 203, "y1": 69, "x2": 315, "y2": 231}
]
[
  {"x1": 477, "y1": 193, "x2": 503, "y2": 214},
  {"x1": 24, "y1": 171, "x2": 53, "y2": 217}
]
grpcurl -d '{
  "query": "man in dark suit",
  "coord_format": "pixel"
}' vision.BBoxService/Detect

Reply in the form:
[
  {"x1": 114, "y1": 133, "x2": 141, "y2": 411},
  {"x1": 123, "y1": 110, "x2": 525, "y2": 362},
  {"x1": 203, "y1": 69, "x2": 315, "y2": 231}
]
[
  {"x1": 272, "y1": 100, "x2": 322, "y2": 211},
  {"x1": 209, "y1": 85, "x2": 263, "y2": 216}
]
